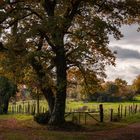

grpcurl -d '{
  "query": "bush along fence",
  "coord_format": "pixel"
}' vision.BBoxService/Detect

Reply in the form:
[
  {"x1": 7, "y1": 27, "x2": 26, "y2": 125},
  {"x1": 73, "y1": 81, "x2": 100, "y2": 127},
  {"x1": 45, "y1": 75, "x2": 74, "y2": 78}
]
[{"x1": 7, "y1": 101, "x2": 140, "y2": 125}]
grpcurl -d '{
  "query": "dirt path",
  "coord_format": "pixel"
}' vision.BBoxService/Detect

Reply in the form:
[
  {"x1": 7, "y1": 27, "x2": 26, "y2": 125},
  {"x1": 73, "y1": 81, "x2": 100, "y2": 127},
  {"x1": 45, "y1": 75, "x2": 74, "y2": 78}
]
[
  {"x1": 0, "y1": 119, "x2": 140, "y2": 140},
  {"x1": 87, "y1": 123, "x2": 140, "y2": 140}
]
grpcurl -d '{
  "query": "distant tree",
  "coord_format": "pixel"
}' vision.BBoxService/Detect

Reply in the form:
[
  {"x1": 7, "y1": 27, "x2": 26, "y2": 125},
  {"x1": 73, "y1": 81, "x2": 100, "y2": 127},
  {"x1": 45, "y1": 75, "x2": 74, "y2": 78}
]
[
  {"x1": 114, "y1": 78, "x2": 128, "y2": 96},
  {"x1": 132, "y1": 75, "x2": 140, "y2": 94},
  {"x1": 93, "y1": 79, "x2": 135, "y2": 102},
  {"x1": 67, "y1": 67, "x2": 102, "y2": 100},
  {"x1": 115, "y1": 78, "x2": 127, "y2": 87},
  {"x1": 0, "y1": 76, "x2": 17, "y2": 114},
  {"x1": 106, "y1": 82, "x2": 119, "y2": 95}
]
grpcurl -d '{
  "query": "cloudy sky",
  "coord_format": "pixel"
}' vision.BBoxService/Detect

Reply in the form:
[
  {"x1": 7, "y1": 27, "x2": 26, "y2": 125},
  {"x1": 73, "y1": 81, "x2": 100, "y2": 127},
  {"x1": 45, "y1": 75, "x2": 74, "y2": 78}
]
[{"x1": 106, "y1": 24, "x2": 140, "y2": 84}]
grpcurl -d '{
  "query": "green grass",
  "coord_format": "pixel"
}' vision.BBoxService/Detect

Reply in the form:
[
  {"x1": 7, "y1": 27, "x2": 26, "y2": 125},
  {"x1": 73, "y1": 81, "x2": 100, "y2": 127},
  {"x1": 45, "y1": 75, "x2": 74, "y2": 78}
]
[
  {"x1": 5, "y1": 133, "x2": 26, "y2": 140},
  {"x1": 121, "y1": 113, "x2": 140, "y2": 123},
  {"x1": 38, "y1": 131, "x2": 87, "y2": 140},
  {"x1": 0, "y1": 112, "x2": 140, "y2": 140},
  {"x1": 134, "y1": 95, "x2": 140, "y2": 101},
  {"x1": 4, "y1": 131, "x2": 87, "y2": 140},
  {"x1": 8, "y1": 99, "x2": 140, "y2": 124},
  {"x1": 9, "y1": 99, "x2": 140, "y2": 112},
  {"x1": 1, "y1": 96, "x2": 140, "y2": 140},
  {"x1": 0, "y1": 114, "x2": 32, "y2": 120}
]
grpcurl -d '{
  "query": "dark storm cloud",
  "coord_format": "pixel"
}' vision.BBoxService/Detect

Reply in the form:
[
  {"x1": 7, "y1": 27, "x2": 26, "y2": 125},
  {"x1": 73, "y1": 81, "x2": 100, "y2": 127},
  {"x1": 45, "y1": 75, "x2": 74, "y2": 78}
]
[{"x1": 111, "y1": 46, "x2": 140, "y2": 59}]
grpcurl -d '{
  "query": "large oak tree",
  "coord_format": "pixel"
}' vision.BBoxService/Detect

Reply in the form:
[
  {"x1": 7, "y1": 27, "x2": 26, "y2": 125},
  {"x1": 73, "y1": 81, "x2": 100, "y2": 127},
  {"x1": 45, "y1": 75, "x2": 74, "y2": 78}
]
[{"x1": 0, "y1": 0, "x2": 140, "y2": 126}]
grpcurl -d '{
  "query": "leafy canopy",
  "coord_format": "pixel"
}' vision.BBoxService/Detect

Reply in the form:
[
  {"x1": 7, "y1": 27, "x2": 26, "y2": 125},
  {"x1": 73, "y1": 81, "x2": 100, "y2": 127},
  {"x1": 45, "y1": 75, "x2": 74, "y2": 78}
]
[{"x1": 0, "y1": 0, "x2": 140, "y2": 89}]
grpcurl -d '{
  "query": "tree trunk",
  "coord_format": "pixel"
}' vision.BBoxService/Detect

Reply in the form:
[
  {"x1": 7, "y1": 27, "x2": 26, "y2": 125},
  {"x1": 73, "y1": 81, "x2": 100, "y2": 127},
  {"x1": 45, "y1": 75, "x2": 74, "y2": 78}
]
[
  {"x1": 0, "y1": 96, "x2": 3, "y2": 114},
  {"x1": 37, "y1": 94, "x2": 40, "y2": 114},
  {"x1": 49, "y1": 49, "x2": 67, "y2": 125},
  {"x1": 3, "y1": 99, "x2": 9, "y2": 114},
  {"x1": 30, "y1": 41, "x2": 67, "y2": 126},
  {"x1": 30, "y1": 58, "x2": 55, "y2": 114},
  {"x1": 0, "y1": 96, "x2": 9, "y2": 114},
  {"x1": 41, "y1": 87, "x2": 55, "y2": 114}
]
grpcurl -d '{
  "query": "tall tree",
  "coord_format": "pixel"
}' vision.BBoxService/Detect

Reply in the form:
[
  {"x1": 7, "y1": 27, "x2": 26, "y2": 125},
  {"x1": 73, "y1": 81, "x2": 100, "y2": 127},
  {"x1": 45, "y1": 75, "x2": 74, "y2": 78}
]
[
  {"x1": 0, "y1": 76, "x2": 17, "y2": 114},
  {"x1": 0, "y1": 0, "x2": 140, "y2": 126},
  {"x1": 132, "y1": 75, "x2": 140, "y2": 94}
]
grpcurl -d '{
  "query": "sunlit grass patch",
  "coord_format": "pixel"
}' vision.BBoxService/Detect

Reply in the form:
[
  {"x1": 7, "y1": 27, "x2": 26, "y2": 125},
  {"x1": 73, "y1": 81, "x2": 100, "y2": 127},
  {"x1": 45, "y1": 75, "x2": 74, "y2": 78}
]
[
  {"x1": 0, "y1": 114, "x2": 32, "y2": 120},
  {"x1": 36, "y1": 131, "x2": 87, "y2": 140},
  {"x1": 121, "y1": 113, "x2": 140, "y2": 123},
  {"x1": 5, "y1": 132, "x2": 26, "y2": 140}
]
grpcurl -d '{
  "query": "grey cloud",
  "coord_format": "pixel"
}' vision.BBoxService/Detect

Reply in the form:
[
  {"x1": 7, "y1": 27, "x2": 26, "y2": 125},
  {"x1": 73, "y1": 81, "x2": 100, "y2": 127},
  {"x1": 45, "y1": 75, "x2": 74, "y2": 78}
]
[
  {"x1": 105, "y1": 60, "x2": 140, "y2": 84},
  {"x1": 107, "y1": 25, "x2": 140, "y2": 84},
  {"x1": 127, "y1": 66, "x2": 140, "y2": 75},
  {"x1": 110, "y1": 24, "x2": 140, "y2": 46},
  {"x1": 110, "y1": 46, "x2": 140, "y2": 59}
]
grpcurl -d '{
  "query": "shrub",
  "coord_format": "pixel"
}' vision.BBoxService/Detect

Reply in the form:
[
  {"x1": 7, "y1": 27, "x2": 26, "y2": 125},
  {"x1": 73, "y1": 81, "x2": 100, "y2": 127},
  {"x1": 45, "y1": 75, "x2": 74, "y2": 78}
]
[{"x1": 34, "y1": 111, "x2": 50, "y2": 124}]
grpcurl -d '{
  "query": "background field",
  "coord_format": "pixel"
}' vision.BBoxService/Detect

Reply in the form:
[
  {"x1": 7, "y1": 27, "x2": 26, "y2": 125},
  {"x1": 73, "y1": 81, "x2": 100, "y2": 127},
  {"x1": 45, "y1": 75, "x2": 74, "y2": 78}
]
[{"x1": 7, "y1": 96, "x2": 140, "y2": 125}]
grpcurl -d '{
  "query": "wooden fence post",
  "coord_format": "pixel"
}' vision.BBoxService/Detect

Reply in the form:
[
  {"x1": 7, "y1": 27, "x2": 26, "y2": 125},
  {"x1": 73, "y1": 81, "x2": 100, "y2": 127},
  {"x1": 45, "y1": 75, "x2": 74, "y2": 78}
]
[
  {"x1": 19, "y1": 105, "x2": 21, "y2": 113},
  {"x1": 99, "y1": 104, "x2": 104, "y2": 122},
  {"x1": 124, "y1": 106, "x2": 127, "y2": 117},
  {"x1": 129, "y1": 105, "x2": 131, "y2": 115},
  {"x1": 22, "y1": 101, "x2": 24, "y2": 114},
  {"x1": 37, "y1": 95, "x2": 40, "y2": 114},
  {"x1": 130, "y1": 105, "x2": 133, "y2": 114},
  {"x1": 135, "y1": 104, "x2": 137, "y2": 114},
  {"x1": 110, "y1": 109, "x2": 113, "y2": 122},
  {"x1": 120, "y1": 105, "x2": 123, "y2": 118},
  {"x1": 28, "y1": 102, "x2": 30, "y2": 114},
  {"x1": 79, "y1": 112, "x2": 81, "y2": 124},
  {"x1": 118, "y1": 105, "x2": 120, "y2": 118},
  {"x1": 85, "y1": 112, "x2": 87, "y2": 125}
]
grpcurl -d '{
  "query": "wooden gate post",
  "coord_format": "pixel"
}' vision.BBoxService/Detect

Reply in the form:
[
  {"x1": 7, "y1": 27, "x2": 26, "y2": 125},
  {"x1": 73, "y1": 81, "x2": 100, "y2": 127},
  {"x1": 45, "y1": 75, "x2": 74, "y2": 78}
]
[{"x1": 99, "y1": 104, "x2": 104, "y2": 122}]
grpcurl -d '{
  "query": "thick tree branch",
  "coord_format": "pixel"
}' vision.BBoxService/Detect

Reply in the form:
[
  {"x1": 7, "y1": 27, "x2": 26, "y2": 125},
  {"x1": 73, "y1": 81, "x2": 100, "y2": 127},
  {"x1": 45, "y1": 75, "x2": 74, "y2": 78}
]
[
  {"x1": 64, "y1": 0, "x2": 82, "y2": 20},
  {"x1": 30, "y1": 57, "x2": 55, "y2": 113},
  {"x1": 43, "y1": 0, "x2": 56, "y2": 16},
  {"x1": 44, "y1": 34, "x2": 56, "y2": 52},
  {"x1": 36, "y1": 34, "x2": 44, "y2": 51},
  {"x1": 0, "y1": 7, "x2": 16, "y2": 24},
  {"x1": 6, "y1": 12, "x2": 33, "y2": 29},
  {"x1": 0, "y1": 42, "x2": 8, "y2": 52},
  {"x1": 21, "y1": 7, "x2": 43, "y2": 20}
]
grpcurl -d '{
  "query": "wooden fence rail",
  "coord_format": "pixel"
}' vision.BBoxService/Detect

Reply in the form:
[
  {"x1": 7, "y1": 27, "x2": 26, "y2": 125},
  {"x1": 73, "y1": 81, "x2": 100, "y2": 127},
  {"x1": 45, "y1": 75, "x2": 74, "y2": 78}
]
[{"x1": 65, "y1": 111, "x2": 100, "y2": 124}]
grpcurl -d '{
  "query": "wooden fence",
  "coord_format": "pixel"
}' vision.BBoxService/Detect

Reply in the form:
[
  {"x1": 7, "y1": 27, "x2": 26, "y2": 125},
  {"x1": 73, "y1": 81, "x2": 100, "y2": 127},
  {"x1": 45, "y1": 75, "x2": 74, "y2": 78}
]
[
  {"x1": 65, "y1": 111, "x2": 100, "y2": 124},
  {"x1": 109, "y1": 104, "x2": 140, "y2": 122},
  {"x1": 7, "y1": 102, "x2": 140, "y2": 124},
  {"x1": 8, "y1": 101, "x2": 48, "y2": 115}
]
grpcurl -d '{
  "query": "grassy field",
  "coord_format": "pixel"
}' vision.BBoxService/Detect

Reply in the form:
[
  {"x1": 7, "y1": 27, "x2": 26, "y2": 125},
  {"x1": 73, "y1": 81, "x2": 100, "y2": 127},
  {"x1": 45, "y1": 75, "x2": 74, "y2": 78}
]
[
  {"x1": 7, "y1": 98, "x2": 140, "y2": 125},
  {"x1": 9, "y1": 99, "x2": 140, "y2": 113},
  {"x1": 3, "y1": 97, "x2": 140, "y2": 140},
  {"x1": 0, "y1": 114, "x2": 87, "y2": 140}
]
